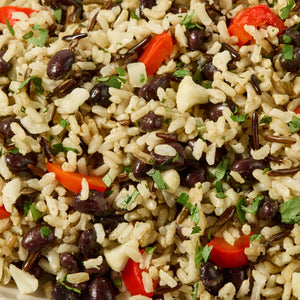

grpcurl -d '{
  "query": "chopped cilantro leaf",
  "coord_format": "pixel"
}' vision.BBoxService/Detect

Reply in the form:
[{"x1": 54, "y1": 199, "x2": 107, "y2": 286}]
[
  {"x1": 58, "y1": 280, "x2": 81, "y2": 294},
  {"x1": 282, "y1": 44, "x2": 294, "y2": 61},
  {"x1": 181, "y1": 10, "x2": 202, "y2": 29},
  {"x1": 52, "y1": 143, "x2": 79, "y2": 155},
  {"x1": 5, "y1": 18, "x2": 15, "y2": 36},
  {"x1": 147, "y1": 169, "x2": 169, "y2": 190},
  {"x1": 20, "y1": 106, "x2": 26, "y2": 113},
  {"x1": 215, "y1": 181, "x2": 226, "y2": 199},
  {"x1": 145, "y1": 246, "x2": 156, "y2": 254},
  {"x1": 177, "y1": 192, "x2": 189, "y2": 206},
  {"x1": 195, "y1": 243, "x2": 212, "y2": 267},
  {"x1": 18, "y1": 76, "x2": 44, "y2": 95},
  {"x1": 191, "y1": 225, "x2": 201, "y2": 234},
  {"x1": 190, "y1": 204, "x2": 200, "y2": 224},
  {"x1": 280, "y1": 0, "x2": 295, "y2": 19},
  {"x1": 123, "y1": 165, "x2": 132, "y2": 174},
  {"x1": 54, "y1": 8, "x2": 62, "y2": 23},
  {"x1": 40, "y1": 226, "x2": 52, "y2": 238},
  {"x1": 117, "y1": 67, "x2": 126, "y2": 77},
  {"x1": 192, "y1": 283, "x2": 198, "y2": 300},
  {"x1": 289, "y1": 115, "x2": 300, "y2": 134},
  {"x1": 122, "y1": 189, "x2": 140, "y2": 207},
  {"x1": 236, "y1": 196, "x2": 246, "y2": 224},
  {"x1": 283, "y1": 35, "x2": 292, "y2": 44},
  {"x1": 280, "y1": 196, "x2": 300, "y2": 224},
  {"x1": 250, "y1": 234, "x2": 262, "y2": 242},
  {"x1": 113, "y1": 278, "x2": 122, "y2": 287},
  {"x1": 129, "y1": 9, "x2": 139, "y2": 19},
  {"x1": 215, "y1": 157, "x2": 229, "y2": 181},
  {"x1": 23, "y1": 24, "x2": 49, "y2": 47},
  {"x1": 10, "y1": 147, "x2": 19, "y2": 154},
  {"x1": 230, "y1": 113, "x2": 248, "y2": 123},
  {"x1": 259, "y1": 115, "x2": 272, "y2": 124},
  {"x1": 140, "y1": 73, "x2": 145, "y2": 83},
  {"x1": 30, "y1": 203, "x2": 41, "y2": 222},
  {"x1": 23, "y1": 31, "x2": 33, "y2": 40},
  {"x1": 59, "y1": 118, "x2": 69, "y2": 129},
  {"x1": 173, "y1": 69, "x2": 191, "y2": 77},
  {"x1": 241, "y1": 195, "x2": 264, "y2": 214}
]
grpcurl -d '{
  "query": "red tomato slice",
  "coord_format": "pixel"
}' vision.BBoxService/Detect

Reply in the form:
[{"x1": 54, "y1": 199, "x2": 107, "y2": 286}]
[
  {"x1": 0, "y1": 205, "x2": 10, "y2": 219},
  {"x1": 208, "y1": 235, "x2": 251, "y2": 268},
  {"x1": 122, "y1": 252, "x2": 157, "y2": 297},
  {"x1": 0, "y1": 6, "x2": 37, "y2": 25},
  {"x1": 295, "y1": 107, "x2": 300, "y2": 115}
]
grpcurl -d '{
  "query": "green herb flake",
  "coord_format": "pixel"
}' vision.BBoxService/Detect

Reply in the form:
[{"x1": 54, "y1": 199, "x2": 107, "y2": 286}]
[
  {"x1": 52, "y1": 143, "x2": 79, "y2": 155},
  {"x1": 130, "y1": 9, "x2": 139, "y2": 19},
  {"x1": 24, "y1": 24, "x2": 49, "y2": 47},
  {"x1": 102, "y1": 174, "x2": 113, "y2": 188},
  {"x1": 145, "y1": 246, "x2": 157, "y2": 254},
  {"x1": 18, "y1": 76, "x2": 44, "y2": 95},
  {"x1": 140, "y1": 73, "x2": 145, "y2": 83},
  {"x1": 230, "y1": 113, "x2": 248, "y2": 123},
  {"x1": 191, "y1": 225, "x2": 201, "y2": 234},
  {"x1": 105, "y1": 75, "x2": 124, "y2": 89},
  {"x1": 215, "y1": 181, "x2": 226, "y2": 199},
  {"x1": 288, "y1": 115, "x2": 300, "y2": 134},
  {"x1": 236, "y1": 196, "x2": 246, "y2": 224},
  {"x1": 177, "y1": 192, "x2": 189, "y2": 206},
  {"x1": 172, "y1": 152, "x2": 179, "y2": 162},
  {"x1": 20, "y1": 106, "x2": 26, "y2": 113},
  {"x1": 173, "y1": 69, "x2": 191, "y2": 77},
  {"x1": 259, "y1": 115, "x2": 272, "y2": 124},
  {"x1": 283, "y1": 35, "x2": 292, "y2": 44},
  {"x1": 181, "y1": 10, "x2": 202, "y2": 30},
  {"x1": 117, "y1": 67, "x2": 126, "y2": 77},
  {"x1": 195, "y1": 243, "x2": 213, "y2": 267},
  {"x1": 40, "y1": 226, "x2": 52, "y2": 238},
  {"x1": 30, "y1": 203, "x2": 42, "y2": 222},
  {"x1": 10, "y1": 147, "x2": 19, "y2": 154},
  {"x1": 165, "y1": 118, "x2": 171, "y2": 125},
  {"x1": 147, "y1": 169, "x2": 169, "y2": 190},
  {"x1": 59, "y1": 118, "x2": 69, "y2": 129},
  {"x1": 280, "y1": 0, "x2": 295, "y2": 19},
  {"x1": 242, "y1": 195, "x2": 264, "y2": 214},
  {"x1": 122, "y1": 189, "x2": 140, "y2": 207},
  {"x1": 0, "y1": 148, "x2": 3, "y2": 157},
  {"x1": 263, "y1": 167, "x2": 270, "y2": 174},
  {"x1": 23, "y1": 31, "x2": 34, "y2": 39},
  {"x1": 190, "y1": 204, "x2": 200, "y2": 224},
  {"x1": 58, "y1": 280, "x2": 81, "y2": 294},
  {"x1": 200, "y1": 80, "x2": 212, "y2": 89},
  {"x1": 54, "y1": 8, "x2": 62, "y2": 23},
  {"x1": 113, "y1": 278, "x2": 122, "y2": 287},
  {"x1": 192, "y1": 283, "x2": 198, "y2": 300},
  {"x1": 5, "y1": 18, "x2": 15, "y2": 36},
  {"x1": 123, "y1": 165, "x2": 132, "y2": 174},
  {"x1": 215, "y1": 157, "x2": 229, "y2": 182},
  {"x1": 196, "y1": 121, "x2": 206, "y2": 131},
  {"x1": 280, "y1": 196, "x2": 300, "y2": 224},
  {"x1": 250, "y1": 234, "x2": 262, "y2": 242},
  {"x1": 282, "y1": 44, "x2": 294, "y2": 61}
]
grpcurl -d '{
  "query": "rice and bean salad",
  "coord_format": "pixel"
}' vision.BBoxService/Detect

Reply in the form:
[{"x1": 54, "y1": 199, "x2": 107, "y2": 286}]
[{"x1": 0, "y1": 0, "x2": 299, "y2": 298}]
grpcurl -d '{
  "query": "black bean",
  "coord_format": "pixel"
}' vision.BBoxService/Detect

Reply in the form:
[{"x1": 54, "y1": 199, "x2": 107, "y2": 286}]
[
  {"x1": 279, "y1": 26, "x2": 300, "y2": 47},
  {"x1": 280, "y1": 46, "x2": 300, "y2": 72},
  {"x1": 0, "y1": 51, "x2": 12, "y2": 74},
  {"x1": 201, "y1": 62, "x2": 219, "y2": 81},
  {"x1": 186, "y1": 28, "x2": 205, "y2": 51},
  {"x1": 133, "y1": 158, "x2": 151, "y2": 180},
  {"x1": 206, "y1": 100, "x2": 236, "y2": 122},
  {"x1": 47, "y1": 49, "x2": 75, "y2": 80},
  {"x1": 60, "y1": 253, "x2": 80, "y2": 273},
  {"x1": 200, "y1": 261, "x2": 223, "y2": 296},
  {"x1": 0, "y1": 117, "x2": 20, "y2": 139},
  {"x1": 150, "y1": 142, "x2": 186, "y2": 170},
  {"x1": 139, "y1": 111, "x2": 163, "y2": 132},
  {"x1": 97, "y1": 214, "x2": 125, "y2": 235},
  {"x1": 21, "y1": 225, "x2": 55, "y2": 253},
  {"x1": 5, "y1": 152, "x2": 38, "y2": 172},
  {"x1": 231, "y1": 158, "x2": 268, "y2": 180},
  {"x1": 79, "y1": 229, "x2": 100, "y2": 258},
  {"x1": 223, "y1": 266, "x2": 249, "y2": 290},
  {"x1": 180, "y1": 166, "x2": 205, "y2": 188},
  {"x1": 89, "y1": 277, "x2": 116, "y2": 300},
  {"x1": 84, "y1": 257, "x2": 110, "y2": 275},
  {"x1": 139, "y1": 0, "x2": 156, "y2": 19},
  {"x1": 256, "y1": 197, "x2": 279, "y2": 221},
  {"x1": 88, "y1": 82, "x2": 111, "y2": 107},
  {"x1": 72, "y1": 190, "x2": 108, "y2": 216},
  {"x1": 51, "y1": 282, "x2": 81, "y2": 300},
  {"x1": 138, "y1": 76, "x2": 171, "y2": 101}
]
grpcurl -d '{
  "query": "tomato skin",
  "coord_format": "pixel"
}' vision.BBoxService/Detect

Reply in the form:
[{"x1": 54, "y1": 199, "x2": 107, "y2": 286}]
[
  {"x1": 46, "y1": 161, "x2": 106, "y2": 194},
  {"x1": 0, "y1": 6, "x2": 37, "y2": 25},
  {"x1": 0, "y1": 206, "x2": 10, "y2": 219},
  {"x1": 295, "y1": 107, "x2": 300, "y2": 115},
  {"x1": 138, "y1": 30, "x2": 174, "y2": 75},
  {"x1": 208, "y1": 235, "x2": 251, "y2": 268},
  {"x1": 228, "y1": 5, "x2": 285, "y2": 46},
  {"x1": 122, "y1": 252, "x2": 157, "y2": 297}
]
